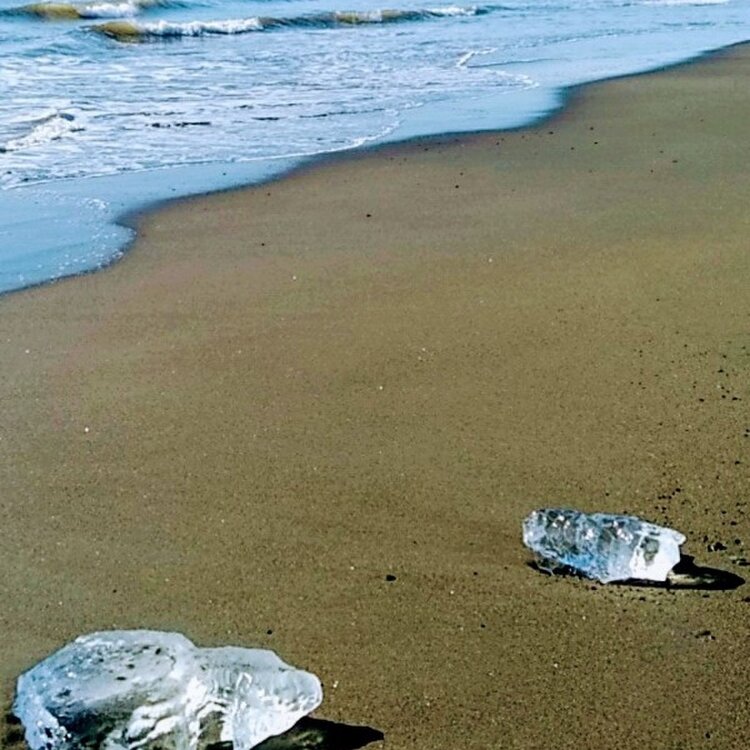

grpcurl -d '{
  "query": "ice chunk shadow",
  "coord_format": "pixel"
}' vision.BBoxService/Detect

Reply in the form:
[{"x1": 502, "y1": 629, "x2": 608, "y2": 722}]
[
  {"x1": 208, "y1": 717, "x2": 384, "y2": 750},
  {"x1": 2, "y1": 710, "x2": 26, "y2": 750},
  {"x1": 527, "y1": 554, "x2": 745, "y2": 590}
]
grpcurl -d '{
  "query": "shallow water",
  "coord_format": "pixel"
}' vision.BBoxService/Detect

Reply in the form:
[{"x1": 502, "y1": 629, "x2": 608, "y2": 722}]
[{"x1": 1, "y1": 0, "x2": 749, "y2": 292}]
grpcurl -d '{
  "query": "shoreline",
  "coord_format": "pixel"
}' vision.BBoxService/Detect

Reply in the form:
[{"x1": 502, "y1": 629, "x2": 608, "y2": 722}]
[
  {"x1": 3, "y1": 38, "x2": 750, "y2": 750},
  {"x1": 2, "y1": 38, "x2": 750, "y2": 299}
]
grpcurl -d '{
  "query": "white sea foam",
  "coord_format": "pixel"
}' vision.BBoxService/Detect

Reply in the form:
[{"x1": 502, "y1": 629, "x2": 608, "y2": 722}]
[
  {"x1": 2, "y1": 110, "x2": 83, "y2": 153},
  {"x1": 424, "y1": 5, "x2": 484, "y2": 15},
  {"x1": 91, "y1": 5, "x2": 489, "y2": 39},
  {"x1": 6, "y1": 0, "x2": 172, "y2": 19},
  {"x1": 79, "y1": 1, "x2": 143, "y2": 18},
  {"x1": 130, "y1": 16, "x2": 263, "y2": 35},
  {"x1": 456, "y1": 47, "x2": 497, "y2": 67}
]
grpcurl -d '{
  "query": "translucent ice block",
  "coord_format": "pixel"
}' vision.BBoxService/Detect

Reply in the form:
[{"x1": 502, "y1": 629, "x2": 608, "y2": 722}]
[
  {"x1": 13, "y1": 630, "x2": 322, "y2": 750},
  {"x1": 522, "y1": 508, "x2": 686, "y2": 583}
]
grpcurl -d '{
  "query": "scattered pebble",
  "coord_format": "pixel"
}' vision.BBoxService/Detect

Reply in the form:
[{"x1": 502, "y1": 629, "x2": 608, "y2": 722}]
[{"x1": 695, "y1": 629, "x2": 716, "y2": 641}]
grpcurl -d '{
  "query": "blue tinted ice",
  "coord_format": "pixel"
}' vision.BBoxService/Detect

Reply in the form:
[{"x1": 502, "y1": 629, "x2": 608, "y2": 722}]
[
  {"x1": 522, "y1": 508, "x2": 686, "y2": 584},
  {"x1": 13, "y1": 630, "x2": 322, "y2": 750}
]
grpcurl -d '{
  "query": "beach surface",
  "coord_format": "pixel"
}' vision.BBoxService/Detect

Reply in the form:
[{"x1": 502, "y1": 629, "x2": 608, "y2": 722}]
[{"x1": 2, "y1": 45, "x2": 750, "y2": 749}]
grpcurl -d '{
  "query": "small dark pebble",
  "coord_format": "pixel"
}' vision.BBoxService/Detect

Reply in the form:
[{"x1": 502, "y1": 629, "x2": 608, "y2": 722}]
[
  {"x1": 707, "y1": 541, "x2": 727, "y2": 552},
  {"x1": 266, "y1": 629, "x2": 273, "y2": 635},
  {"x1": 695, "y1": 629, "x2": 715, "y2": 641},
  {"x1": 385, "y1": 574, "x2": 397, "y2": 582}
]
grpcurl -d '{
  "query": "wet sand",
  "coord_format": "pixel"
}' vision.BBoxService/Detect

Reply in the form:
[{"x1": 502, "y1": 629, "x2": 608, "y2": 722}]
[{"x1": 2, "y1": 45, "x2": 750, "y2": 750}]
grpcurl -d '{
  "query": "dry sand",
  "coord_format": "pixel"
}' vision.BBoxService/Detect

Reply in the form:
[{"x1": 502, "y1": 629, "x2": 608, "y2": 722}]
[{"x1": 2, "y1": 44, "x2": 750, "y2": 750}]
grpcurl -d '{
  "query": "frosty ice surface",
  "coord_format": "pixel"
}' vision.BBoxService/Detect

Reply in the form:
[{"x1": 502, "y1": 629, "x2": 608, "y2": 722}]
[
  {"x1": 13, "y1": 630, "x2": 322, "y2": 750},
  {"x1": 523, "y1": 508, "x2": 685, "y2": 583}
]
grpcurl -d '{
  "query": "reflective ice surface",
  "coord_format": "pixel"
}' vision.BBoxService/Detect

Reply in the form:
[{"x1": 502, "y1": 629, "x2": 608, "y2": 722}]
[
  {"x1": 13, "y1": 630, "x2": 323, "y2": 750},
  {"x1": 523, "y1": 508, "x2": 686, "y2": 583}
]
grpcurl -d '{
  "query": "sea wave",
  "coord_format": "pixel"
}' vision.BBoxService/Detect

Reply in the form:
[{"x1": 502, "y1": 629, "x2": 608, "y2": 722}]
[
  {"x1": 6, "y1": 0, "x2": 178, "y2": 21},
  {"x1": 90, "y1": 5, "x2": 494, "y2": 41},
  {"x1": 1, "y1": 110, "x2": 84, "y2": 153}
]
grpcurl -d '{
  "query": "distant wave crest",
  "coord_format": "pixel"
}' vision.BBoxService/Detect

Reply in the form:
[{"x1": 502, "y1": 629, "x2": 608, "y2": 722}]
[
  {"x1": 6, "y1": 0, "x2": 178, "y2": 21},
  {"x1": 91, "y1": 5, "x2": 492, "y2": 41}
]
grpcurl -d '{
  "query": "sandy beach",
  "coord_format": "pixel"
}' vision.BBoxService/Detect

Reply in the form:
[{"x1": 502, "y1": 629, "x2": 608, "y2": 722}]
[{"x1": 2, "y1": 44, "x2": 750, "y2": 749}]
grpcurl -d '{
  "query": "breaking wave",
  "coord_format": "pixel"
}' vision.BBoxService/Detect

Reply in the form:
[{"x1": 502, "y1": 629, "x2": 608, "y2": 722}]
[
  {"x1": 6, "y1": 0, "x2": 179, "y2": 20},
  {"x1": 1, "y1": 110, "x2": 84, "y2": 153},
  {"x1": 91, "y1": 5, "x2": 493, "y2": 40}
]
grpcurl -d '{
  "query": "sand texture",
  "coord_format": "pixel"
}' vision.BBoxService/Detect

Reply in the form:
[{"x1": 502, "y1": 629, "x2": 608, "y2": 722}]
[{"x1": 2, "y1": 45, "x2": 750, "y2": 750}]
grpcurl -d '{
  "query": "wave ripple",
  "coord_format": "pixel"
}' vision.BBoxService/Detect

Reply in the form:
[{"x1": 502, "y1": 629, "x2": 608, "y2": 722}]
[
  {"x1": 6, "y1": 0, "x2": 178, "y2": 21},
  {"x1": 1, "y1": 110, "x2": 84, "y2": 153},
  {"x1": 91, "y1": 5, "x2": 491, "y2": 41}
]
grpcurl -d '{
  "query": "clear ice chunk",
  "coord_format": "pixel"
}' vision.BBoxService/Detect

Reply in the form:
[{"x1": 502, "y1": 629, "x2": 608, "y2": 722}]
[
  {"x1": 522, "y1": 508, "x2": 686, "y2": 583},
  {"x1": 13, "y1": 630, "x2": 323, "y2": 750}
]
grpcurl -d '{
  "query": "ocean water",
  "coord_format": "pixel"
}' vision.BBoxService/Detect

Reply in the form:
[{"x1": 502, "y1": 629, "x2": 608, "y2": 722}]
[{"x1": 1, "y1": 0, "x2": 749, "y2": 293}]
